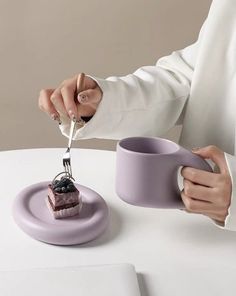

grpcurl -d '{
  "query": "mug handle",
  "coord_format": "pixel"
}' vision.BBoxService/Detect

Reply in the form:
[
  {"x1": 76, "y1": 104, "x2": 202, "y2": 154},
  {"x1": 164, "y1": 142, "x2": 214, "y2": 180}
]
[{"x1": 174, "y1": 146, "x2": 213, "y2": 190}]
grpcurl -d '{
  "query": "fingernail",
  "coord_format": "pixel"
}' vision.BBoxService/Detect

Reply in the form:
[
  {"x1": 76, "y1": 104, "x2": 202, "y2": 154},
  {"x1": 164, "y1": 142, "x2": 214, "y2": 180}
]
[
  {"x1": 192, "y1": 147, "x2": 201, "y2": 152},
  {"x1": 78, "y1": 94, "x2": 88, "y2": 103},
  {"x1": 51, "y1": 113, "x2": 61, "y2": 124},
  {"x1": 51, "y1": 113, "x2": 60, "y2": 121},
  {"x1": 77, "y1": 118, "x2": 86, "y2": 126},
  {"x1": 51, "y1": 113, "x2": 57, "y2": 120},
  {"x1": 68, "y1": 110, "x2": 77, "y2": 121}
]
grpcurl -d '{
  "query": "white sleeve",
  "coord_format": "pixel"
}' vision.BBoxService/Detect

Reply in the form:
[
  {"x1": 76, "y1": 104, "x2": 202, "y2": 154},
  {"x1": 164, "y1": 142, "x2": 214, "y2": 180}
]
[
  {"x1": 59, "y1": 22, "x2": 206, "y2": 140},
  {"x1": 59, "y1": 50, "x2": 192, "y2": 140},
  {"x1": 221, "y1": 153, "x2": 236, "y2": 231}
]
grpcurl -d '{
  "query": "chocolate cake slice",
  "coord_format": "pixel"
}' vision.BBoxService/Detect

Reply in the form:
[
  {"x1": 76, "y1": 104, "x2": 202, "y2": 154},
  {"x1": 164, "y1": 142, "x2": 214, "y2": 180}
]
[{"x1": 46, "y1": 177, "x2": 82, "y2": 219}]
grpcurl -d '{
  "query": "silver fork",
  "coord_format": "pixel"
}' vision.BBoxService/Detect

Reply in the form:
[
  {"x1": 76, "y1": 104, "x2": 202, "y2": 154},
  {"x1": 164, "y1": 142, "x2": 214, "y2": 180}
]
[
  {"x1": 62, "y1": 119, "x2": 77, "y2": 177},
  {"x1": 62, "y1": 73, "x2": 85, "y2": 177}
]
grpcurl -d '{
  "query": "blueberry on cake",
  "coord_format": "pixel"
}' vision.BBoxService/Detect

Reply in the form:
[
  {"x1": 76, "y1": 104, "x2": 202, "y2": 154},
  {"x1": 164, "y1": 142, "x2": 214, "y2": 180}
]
[{"x1": 46, "y1": 175, "x2": 82, "y2": 219}]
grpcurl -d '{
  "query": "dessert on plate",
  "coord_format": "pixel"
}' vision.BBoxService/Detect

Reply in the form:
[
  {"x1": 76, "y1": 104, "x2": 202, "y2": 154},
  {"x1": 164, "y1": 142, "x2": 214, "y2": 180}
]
[{"x1": 46, "y1": 173, "x2": 82, "y2": 219}]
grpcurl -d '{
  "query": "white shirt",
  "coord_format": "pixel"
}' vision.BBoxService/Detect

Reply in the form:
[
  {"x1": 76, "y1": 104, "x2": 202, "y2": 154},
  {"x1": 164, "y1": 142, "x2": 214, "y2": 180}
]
[{"x1": 60, "y1": 0, "x2": 236, "y2": 230}]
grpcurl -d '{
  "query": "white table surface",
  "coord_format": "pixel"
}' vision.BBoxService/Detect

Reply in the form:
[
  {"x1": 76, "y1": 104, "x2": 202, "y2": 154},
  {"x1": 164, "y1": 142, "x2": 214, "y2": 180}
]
[{"x1": 1, "y1": 148, "x2": 236, "y2": 296}]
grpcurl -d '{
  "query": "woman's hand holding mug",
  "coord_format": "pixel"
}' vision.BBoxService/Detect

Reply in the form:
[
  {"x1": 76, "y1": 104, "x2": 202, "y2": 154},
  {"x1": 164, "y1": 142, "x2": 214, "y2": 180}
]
[
  {"x1": 115, "y1": 138, "x2": 232, "y2": 227},
  {"x1": 181, "y1": 145, "x2": 232, "y2": 225},
  {"x1": 38, "y1": 73, "x2": 102, "y2": 123}
]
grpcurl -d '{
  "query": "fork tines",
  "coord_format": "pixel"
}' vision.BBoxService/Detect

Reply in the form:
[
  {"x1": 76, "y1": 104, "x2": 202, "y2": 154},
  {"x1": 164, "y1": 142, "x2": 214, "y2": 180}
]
[{"x1": 63, "y1": 148, "x2": 72, "y2": 177}]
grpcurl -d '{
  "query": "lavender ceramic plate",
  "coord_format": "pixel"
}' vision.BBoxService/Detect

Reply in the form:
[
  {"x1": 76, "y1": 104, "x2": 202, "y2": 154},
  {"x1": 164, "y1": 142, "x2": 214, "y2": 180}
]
[{"x1": 12, "y1": 182, "x2": 109, "y2": 246}]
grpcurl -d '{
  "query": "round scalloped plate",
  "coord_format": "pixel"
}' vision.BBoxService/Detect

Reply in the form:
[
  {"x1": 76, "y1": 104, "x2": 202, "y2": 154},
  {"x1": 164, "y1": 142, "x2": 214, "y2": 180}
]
[{"x1": 12, "y1": 182, "x2": 109, "y2": 246}]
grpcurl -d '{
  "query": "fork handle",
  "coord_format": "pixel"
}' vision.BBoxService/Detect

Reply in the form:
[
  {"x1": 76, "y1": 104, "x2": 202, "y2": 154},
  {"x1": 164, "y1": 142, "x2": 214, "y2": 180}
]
[
  {"x1": 67, "y1": 73, "x2": 85, "y2": 149},
  {"x1": 68, "y1": 120, "x2": 77, "y2": 149}
]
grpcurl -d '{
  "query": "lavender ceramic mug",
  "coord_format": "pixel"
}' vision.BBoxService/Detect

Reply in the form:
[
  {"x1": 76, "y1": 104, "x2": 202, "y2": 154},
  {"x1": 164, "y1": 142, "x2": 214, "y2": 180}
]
[{"x1": 116, "y1": 137, "x2": 213, "y2": 209}]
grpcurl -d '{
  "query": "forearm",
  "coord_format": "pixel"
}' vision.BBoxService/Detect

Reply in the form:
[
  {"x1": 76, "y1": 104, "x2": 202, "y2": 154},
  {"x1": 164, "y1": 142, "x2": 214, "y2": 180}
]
[{"x1": 60, "y1": 50, "x2": 193, "y2": 140}]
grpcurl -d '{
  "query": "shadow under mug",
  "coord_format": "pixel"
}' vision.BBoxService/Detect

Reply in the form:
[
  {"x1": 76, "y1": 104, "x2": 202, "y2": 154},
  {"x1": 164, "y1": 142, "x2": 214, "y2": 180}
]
[{"x1": 115, "y1": 137, "x2": 213, "y2": 209}]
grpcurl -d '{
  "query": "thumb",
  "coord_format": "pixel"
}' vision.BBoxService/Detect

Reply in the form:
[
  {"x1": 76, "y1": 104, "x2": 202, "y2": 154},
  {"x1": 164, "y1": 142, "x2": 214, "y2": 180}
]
[{"x1": 191, "y1": 146, "x2": 228, "y2": 174}]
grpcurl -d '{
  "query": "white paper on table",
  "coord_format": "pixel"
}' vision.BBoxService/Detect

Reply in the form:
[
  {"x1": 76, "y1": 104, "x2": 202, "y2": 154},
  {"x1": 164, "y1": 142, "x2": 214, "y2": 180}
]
[{"x1": 0, "y1": 263, "x2": 141, "y2": 296}]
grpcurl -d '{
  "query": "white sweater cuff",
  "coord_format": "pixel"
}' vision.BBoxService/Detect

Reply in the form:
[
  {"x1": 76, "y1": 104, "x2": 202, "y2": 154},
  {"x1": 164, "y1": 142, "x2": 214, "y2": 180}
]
[{"x1": 59, "y1": 76, "x2": 124, "y2": 140}]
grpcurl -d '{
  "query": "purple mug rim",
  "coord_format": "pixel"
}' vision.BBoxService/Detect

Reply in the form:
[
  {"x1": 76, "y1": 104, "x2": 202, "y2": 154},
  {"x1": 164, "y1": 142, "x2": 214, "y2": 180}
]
[{"x1": 117, "y1": 136, "x2": 180, "y2": 156}]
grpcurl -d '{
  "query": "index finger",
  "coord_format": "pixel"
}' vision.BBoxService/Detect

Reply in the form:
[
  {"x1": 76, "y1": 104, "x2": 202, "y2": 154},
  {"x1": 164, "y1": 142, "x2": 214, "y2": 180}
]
[
  {"x1": 181, "y1": 167, "x2": 220, "y2": 188},
  {"x1": 77, "y1": 73, "x2": 85, "y2": 93},
  {"x1": 60, "y1": 77, "x2": 78, "y2": 120}
]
